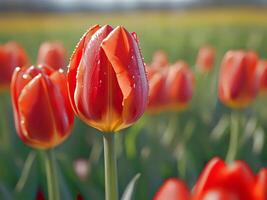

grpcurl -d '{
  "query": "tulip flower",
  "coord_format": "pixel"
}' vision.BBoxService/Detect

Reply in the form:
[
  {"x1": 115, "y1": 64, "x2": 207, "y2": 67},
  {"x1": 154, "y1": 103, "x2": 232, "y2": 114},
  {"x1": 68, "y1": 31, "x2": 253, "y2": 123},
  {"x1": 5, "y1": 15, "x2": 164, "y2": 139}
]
[
  {"x1": 37, "y1": 42, "x2": 67, "y2": 70},
  {"x1": 11, "y1": 65, "x2": 74, "y2": 149},
  {"x1": 192, "y1": 157, "x2": 267, "y2": 200},
  {"x1": 147, "y1": 67, "x2": 168, "y2": 112},
  {"x1": 147, "y1": 61, "x2": 194, "y2": 113},
  {"x1": 218, "y1": 50, "x2": 258, "y2": 109},
  {"x1": 67, "y1": 24, "x2": 149, "y2": 200},
  {"x1": 153, "y1": 158, "x2": 267, "y2": 200},
  {"x1": 165, "y1": 61, "x2": 194, "y2": 111},
  {"x1": 256, "y1": 60, "x2": 267, "y2": 93},
  {"x1": 195, "y1": 45, "x2": 216, "y2": 73},
  {"x1": 11, "y1": 65, "x2": 74, "y2": 200},
  {"x1": 0, "y1": 41, "x2": 28, "y2": 92},
  {"x1": 153, "y1": 178, "x2": 190, "y2": 200},
  {"x1": 35, "y1": 189, "x2": 46, "y2": 200},
  {"x1": 150, "y1": 50, "x2": 169, "y2": 68}
]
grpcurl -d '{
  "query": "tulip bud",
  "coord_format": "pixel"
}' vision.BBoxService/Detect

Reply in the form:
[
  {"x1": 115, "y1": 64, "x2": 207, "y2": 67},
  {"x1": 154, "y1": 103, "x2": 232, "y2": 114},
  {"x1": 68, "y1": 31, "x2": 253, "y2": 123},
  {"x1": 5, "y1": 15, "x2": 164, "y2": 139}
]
[
  {"x1": 192, "y1": 157, "x2": 263, "y2": 200},
  {"x1": 196, "y1": 45, "x2": 216, "y2": 73},
  {"x1": 165, "y1": 61, "x2": 194, "y2": 111},
  {"x1": 37, "y1": 42, "x2": 67, "y2": 70},
  {"x1": 151, "y1": 50, "x2": 168, "y2": 68},
  {"x1": 153, "y1": 178, "x2": 191, "y2": 200},
  {"x1": 11, "y1": 65, "x2": 74, "y2": 149},
  {"x1": 0, "y1": 41, "x2": 28, "y2": 91},
  {"x1": 147, "y1": 67, "x2": 168, "y2": 112},
  {"x1": 67, "y1": 25, "x2": 149, "y2": 132},
  {"x1": 256, "y1": 60, "x2": 267, "y2": 94},
  {"x1": 254, "y1": 169, "x2": 267, "y2": 199},
  {"x1": 218, "y1": 50, "x2": 259, "y2": 109},
  {"x1": 147, "y1": 62, "x2": 194, "y2": 113}
]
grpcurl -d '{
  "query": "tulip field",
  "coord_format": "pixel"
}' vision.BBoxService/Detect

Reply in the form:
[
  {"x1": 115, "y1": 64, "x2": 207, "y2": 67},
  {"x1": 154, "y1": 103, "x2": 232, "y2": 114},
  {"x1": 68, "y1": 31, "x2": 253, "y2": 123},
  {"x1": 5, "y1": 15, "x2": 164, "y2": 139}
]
[{"x1": 1, "y1": 8, "x2": 267, "y2": 200}]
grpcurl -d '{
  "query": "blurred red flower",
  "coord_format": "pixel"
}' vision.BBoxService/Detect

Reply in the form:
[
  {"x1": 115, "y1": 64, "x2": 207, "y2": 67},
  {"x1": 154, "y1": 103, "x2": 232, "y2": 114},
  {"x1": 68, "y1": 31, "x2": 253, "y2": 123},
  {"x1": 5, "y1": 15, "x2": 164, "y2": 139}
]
[
  {"x1": 153, "y1": 178, "x2": 191, "y2": 200},
  {"x1": 37, "y1": 41, "x2": 67, "y2": 70},
  {"x1": 218, "y1": 50, "x2": 259, "y2": 109},
  {"x1": 154, "y1": 157, "x2": 267, "y2": 200},
  {"x1": 256, "y1": 60, "x2": 267, "y2": 94},
  {"x1": 147, "y1": 61, "x2": 194, "y2": 113},
  {"x1": 196, "y1": 45, "x2": 216, "y2": 73},
  {"x1": 0, "y1": 41, "x2": 28, "y2": 92},
  {"x1": 150, "y1": 50, "x2": 169, "y2": 68}
]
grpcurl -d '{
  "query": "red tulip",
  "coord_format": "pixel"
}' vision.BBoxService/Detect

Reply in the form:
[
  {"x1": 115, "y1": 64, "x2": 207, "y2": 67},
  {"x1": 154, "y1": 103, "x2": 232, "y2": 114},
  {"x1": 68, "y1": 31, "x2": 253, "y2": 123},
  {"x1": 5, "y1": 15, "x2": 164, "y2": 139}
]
[
  {"x1": 35, "y1": 189, "x2": 46, "y2": 200},
  {"x1": 0, "y1": 41, "x2": 28, "y2": 91},
  {"x1": 67, "y1": 24, "x2": 149, "y2": 132},
  {"x1": 192, "y1": 157, "x2": 267, "y2": 200},
  {"x1": 218, "y1": 50, "x2": 259, "y2": 109},
  {"x1": 11, "y1": 65, "x2": 74, "y2": 149},
  {"x1": 153, "y1": 178, "x2": 191, "y2": 200},
  {"x1": 76, "y1": 193, "x2": 84, "y2": 200},
  {"x1": 147, "y1": 67, "x2": 168, "y2": 112},
  {"x1": 196, "y1": 45, "x2": 216, "y2": 73},
  {"x1": 147, "y1": 61, "x2": 194, "y2": 113},
  {"x1": 150, "y1": 50, "x2": 168, "y2": 68},
  {"x1": 165, "y1": 61, "x2": 194, "y2": 111},
  {"x1": 37, "y1": 42, "x2": 67, "y2": 70},
  {"x1": 254, "y1": 169, "x2": 267, "y2": 200},
  {"x1": 256, "y1": 60, "x2": 267, "y2": 93}
]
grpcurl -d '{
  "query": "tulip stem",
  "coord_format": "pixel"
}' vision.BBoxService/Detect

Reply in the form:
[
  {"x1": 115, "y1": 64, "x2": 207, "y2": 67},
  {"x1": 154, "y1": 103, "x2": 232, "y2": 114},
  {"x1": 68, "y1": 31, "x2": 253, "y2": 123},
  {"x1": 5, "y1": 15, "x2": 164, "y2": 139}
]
[
  {"x1": 226, "y1": 112, "x2": 239, "y2": 163},
  {"x1": 103, "y1": 134, "x2": 118, "y2": 200},
  {"x1": 44, "y1": 149, "x2": 60, "y2": 200}
]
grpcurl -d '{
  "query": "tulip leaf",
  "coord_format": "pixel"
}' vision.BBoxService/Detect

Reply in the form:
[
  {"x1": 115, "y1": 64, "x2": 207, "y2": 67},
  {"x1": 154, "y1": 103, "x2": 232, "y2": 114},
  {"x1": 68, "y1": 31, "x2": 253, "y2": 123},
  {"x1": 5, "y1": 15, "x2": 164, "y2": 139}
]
[
  {"x1": 121, "y1": 173, "x2": 141, "y2": 200},
  {"x1": 15, "y1": 151, "x2": 36, "y2": 192}
]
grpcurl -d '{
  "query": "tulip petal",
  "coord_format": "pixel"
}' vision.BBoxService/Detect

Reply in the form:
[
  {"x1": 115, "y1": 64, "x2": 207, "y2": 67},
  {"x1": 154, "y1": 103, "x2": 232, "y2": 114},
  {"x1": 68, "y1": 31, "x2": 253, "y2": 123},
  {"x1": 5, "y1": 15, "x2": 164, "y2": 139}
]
[
  {"x1": 102, "y1": 26, "x2": 148, "y2": 127},
  {"x1": 153, "y1": 178, "x2": 191, "y2": 200},
  {"x1": 68, "y1": 24, "x2": 101, "y2": 114},
  {"x1": 49, "y1": 70, "x2": 74, "y2": 137},
  {"x1": 254, "y1": 169, "x2": 267, "y2": 200},
  {"x1": 18, "y1": 74, "x2": 56, "y2": 147}
]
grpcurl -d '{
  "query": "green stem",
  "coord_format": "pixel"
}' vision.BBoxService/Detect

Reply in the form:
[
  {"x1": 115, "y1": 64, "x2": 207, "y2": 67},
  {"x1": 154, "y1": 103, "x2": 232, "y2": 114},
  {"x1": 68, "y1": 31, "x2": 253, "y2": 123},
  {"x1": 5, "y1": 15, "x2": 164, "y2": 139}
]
[
  {"x1": 103, "y1": 134, "x2": 118, "y2": 200},
  {"x1": 226, "y1": 112, "x2": 239, "y2": 163},
  {"x1": 44, "y1": 149, "x2": 60, "y2": 200}
]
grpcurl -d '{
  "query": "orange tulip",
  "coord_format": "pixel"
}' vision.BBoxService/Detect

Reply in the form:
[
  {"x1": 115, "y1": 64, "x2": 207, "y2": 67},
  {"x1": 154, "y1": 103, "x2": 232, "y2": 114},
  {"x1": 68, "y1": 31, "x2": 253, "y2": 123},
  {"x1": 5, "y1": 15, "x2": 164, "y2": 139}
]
[
  {"x1": 37, "y1": 42, "x2": 67, "y2": 70},
  {"x1": 196, "y1": 45, "x2": 216, "y2": 73},
  {"x1": 11, "y1": 65, "x2": 74, "y2": 149},
  {"x1": 67, "y1": 25, "x2": 149, "y2": 132},
  {"x1": 256, "y1": 60, "x2": 267, "y2": 93},
  {"x1": 153, "y1": 178, "x2": 191, "y2": 200},
  {"x1": 0, "y1": 41, "x2": 28, "y2": 91},
  {"x1": 218, "y1": 50, "x2": 259, "y2": 109}
]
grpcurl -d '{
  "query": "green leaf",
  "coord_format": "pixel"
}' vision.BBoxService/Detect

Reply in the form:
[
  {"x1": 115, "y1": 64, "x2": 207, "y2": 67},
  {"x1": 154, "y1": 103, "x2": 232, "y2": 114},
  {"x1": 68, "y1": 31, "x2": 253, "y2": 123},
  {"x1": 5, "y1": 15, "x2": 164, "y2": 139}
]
[{"x1": 121, "y1": 173, "x2": 141, "y2": 200}]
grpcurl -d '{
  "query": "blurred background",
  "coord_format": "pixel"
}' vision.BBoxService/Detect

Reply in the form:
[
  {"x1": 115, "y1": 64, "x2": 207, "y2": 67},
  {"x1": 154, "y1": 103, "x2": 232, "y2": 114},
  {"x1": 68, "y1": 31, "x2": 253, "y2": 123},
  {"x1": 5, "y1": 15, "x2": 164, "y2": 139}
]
[{"x1": 1, "y1": 0, "x2": 267, "y2": 199}]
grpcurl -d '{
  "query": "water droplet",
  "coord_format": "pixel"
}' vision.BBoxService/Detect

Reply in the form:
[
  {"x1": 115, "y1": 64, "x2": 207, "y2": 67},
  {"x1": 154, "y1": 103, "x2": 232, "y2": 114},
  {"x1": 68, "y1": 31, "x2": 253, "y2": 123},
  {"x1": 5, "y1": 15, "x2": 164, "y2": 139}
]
[
  {"x1": 97, "y1": 60, "x2": 101, "y2": 65},
  {"x1": 132, "y1": 75, "x2": 135, "y2": 79},
  {"x1": 58, "y1": 69, "x2": 64, "y2": 73},
  {"x1": 22, "y1": 74, "x2": 28, "y2": 79},
  {"x1": 133, "y1": 83, "x2": 136, "y2": 88}
]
